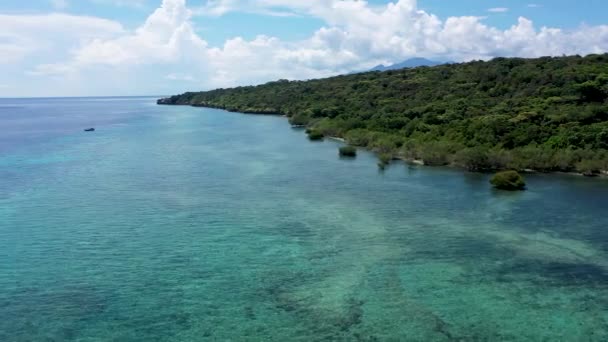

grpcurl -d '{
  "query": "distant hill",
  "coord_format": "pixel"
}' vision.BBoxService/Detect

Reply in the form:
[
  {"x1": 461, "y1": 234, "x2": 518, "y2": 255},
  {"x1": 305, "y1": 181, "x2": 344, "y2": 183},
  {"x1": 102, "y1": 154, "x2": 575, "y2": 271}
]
[
  {"x1": 369, "y1": 57, "x2": 447, "y2": 71},
  {"x1": 159, "y1": 54, "x2": 608, "y2": 174}
]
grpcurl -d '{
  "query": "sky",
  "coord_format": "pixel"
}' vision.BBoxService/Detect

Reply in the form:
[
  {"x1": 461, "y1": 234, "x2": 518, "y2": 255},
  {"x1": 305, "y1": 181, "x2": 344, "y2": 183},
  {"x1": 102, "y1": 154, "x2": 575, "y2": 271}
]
[{"x1": 1, "y1": 0, "x2": 608, "y2": 97}]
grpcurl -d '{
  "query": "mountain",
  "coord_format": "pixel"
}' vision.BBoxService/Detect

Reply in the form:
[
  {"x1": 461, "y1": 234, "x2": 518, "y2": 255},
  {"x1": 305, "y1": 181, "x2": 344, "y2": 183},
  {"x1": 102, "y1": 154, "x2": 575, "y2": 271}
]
[
  {"x1": 369, "y1": 57, "x2": 447, "y2": 71},
  {"x1": 159, "y1": 54, "x2": 608, "y2": 174}
]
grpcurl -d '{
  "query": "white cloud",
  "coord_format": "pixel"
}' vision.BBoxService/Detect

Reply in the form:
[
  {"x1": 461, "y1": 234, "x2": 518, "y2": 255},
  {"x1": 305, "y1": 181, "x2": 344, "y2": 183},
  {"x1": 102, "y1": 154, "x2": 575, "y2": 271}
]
[
  {"x1": 89, "y1": 0, "x2": 148, "y2": 9},
  {"x1": 527, "y1": 4, "x2": 542, "y2": 8},
  {"x1": 3, "y1": 0, "x2": 608, "y2": 96},
  {"x1": 166, "y1": 73, "x2": 196, "y2": 81},
  {"x1": 51, "y1": 0, "x2": 69, "y2": 10},
  {"x1": 488, "y1": 7, "x2": 509, "y2": 13},
  {"x1": 0, "y1": 13, "x2": 123, "y2": 65},
  {"x1": 30, "y1": 0, "x2": 208, "y2": 75}
]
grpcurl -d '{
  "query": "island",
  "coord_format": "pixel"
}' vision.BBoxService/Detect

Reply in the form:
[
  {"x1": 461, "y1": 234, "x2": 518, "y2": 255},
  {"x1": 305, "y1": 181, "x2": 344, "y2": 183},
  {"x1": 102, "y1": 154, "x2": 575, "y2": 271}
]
[{"x1": 159, "y1": 54, "x2": 608, "y2": 176}]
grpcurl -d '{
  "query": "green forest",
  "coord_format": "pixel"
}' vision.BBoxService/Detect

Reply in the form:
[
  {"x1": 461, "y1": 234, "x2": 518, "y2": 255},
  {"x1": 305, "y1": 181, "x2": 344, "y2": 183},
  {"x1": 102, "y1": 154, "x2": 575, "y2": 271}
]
[{"x1": 159, "y1": 54, "x2": 608, "y2": 175}]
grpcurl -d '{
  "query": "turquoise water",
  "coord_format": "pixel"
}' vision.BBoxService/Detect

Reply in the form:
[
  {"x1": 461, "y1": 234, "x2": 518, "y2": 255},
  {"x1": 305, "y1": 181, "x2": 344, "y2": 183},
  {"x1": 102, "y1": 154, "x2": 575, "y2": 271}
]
[{"x1": 1, "y1": 97, "x2": 608, "y2": 341}]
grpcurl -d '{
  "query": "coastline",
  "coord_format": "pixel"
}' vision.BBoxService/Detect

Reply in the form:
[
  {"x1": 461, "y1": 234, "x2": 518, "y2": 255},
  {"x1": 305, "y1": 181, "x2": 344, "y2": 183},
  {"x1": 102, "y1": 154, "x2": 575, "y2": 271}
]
[
  {"x1": 158, "y1": 102, "x2": 608, "y2": 179},
  {"x1": 327, "y1": 136, "x2": 346, "y2": 143}
]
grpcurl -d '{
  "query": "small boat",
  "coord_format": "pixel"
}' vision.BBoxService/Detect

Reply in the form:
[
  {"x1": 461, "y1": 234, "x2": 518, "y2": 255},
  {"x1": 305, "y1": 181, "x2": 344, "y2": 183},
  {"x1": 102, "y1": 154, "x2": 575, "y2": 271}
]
[{"x1": 84, "y1": 128, "x2": 95, "y2": 132}]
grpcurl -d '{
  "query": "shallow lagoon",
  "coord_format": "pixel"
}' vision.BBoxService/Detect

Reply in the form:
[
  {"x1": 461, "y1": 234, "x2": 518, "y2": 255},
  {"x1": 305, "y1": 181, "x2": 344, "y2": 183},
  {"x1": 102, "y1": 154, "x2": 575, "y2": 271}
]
[{"x1": 1, "y1": 97, "x2": 608, "y2": 341}]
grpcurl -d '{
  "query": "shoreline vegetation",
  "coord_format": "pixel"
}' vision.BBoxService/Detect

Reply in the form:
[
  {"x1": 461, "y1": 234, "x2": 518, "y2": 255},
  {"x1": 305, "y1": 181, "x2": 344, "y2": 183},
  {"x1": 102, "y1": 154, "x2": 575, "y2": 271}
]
[{"x1": 158, "y1": 54, "x2": 608, "y2": 177}]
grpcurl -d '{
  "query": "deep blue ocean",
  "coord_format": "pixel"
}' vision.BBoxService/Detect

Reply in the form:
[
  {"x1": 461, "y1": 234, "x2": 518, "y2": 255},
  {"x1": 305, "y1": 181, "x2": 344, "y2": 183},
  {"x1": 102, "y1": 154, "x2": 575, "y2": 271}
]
[{"x1": 1, "y1": 97, "x2": 608, "y2": 341}]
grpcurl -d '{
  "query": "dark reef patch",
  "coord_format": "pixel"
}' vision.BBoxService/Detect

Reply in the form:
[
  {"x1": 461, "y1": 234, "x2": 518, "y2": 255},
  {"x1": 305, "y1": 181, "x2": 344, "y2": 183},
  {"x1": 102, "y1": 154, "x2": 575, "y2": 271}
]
[{"x1": 494, "y1": 260, "x2": 608, "y2": 286}]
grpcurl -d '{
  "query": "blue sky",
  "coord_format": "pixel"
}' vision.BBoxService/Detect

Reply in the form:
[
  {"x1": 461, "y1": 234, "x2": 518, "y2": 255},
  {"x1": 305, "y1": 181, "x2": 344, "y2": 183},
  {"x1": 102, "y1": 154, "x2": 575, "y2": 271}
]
[{"x1": 1, "y1": 0, "x2": 608, "y2": 97}]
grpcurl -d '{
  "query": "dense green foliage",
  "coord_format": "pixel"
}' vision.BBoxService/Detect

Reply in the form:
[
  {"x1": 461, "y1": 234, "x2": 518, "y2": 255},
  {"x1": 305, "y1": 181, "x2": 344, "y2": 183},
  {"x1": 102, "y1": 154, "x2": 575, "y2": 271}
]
[
  {"x1": 306, "y1": 129, "x2": 324, "y2": 141},
  {"x1": 490, "y1": 171, "x2": 526, "y2": 190},
  {"x1": 377, "y1": 153, "x2": 393, "y2": 169},
  {"x1": 159, "y1": 54, "x2": 608, "y2": 173},
  {"x1": 339, "y1": 146, "x2": 357, "y2": 157}
]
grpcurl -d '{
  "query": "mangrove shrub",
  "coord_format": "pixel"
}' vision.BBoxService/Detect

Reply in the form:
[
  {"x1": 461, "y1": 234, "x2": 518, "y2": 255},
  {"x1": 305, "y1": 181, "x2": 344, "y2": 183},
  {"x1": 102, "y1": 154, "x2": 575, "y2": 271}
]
[
  {"x1": 339, "y1": 146, "x2": 357, "y2": 157},
  {"x1": 307, "y1": 130, "x2": 324, "y2": 141},
  {"x1": 490, "y1": 171, "x2": 526, "y2": 191}
]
